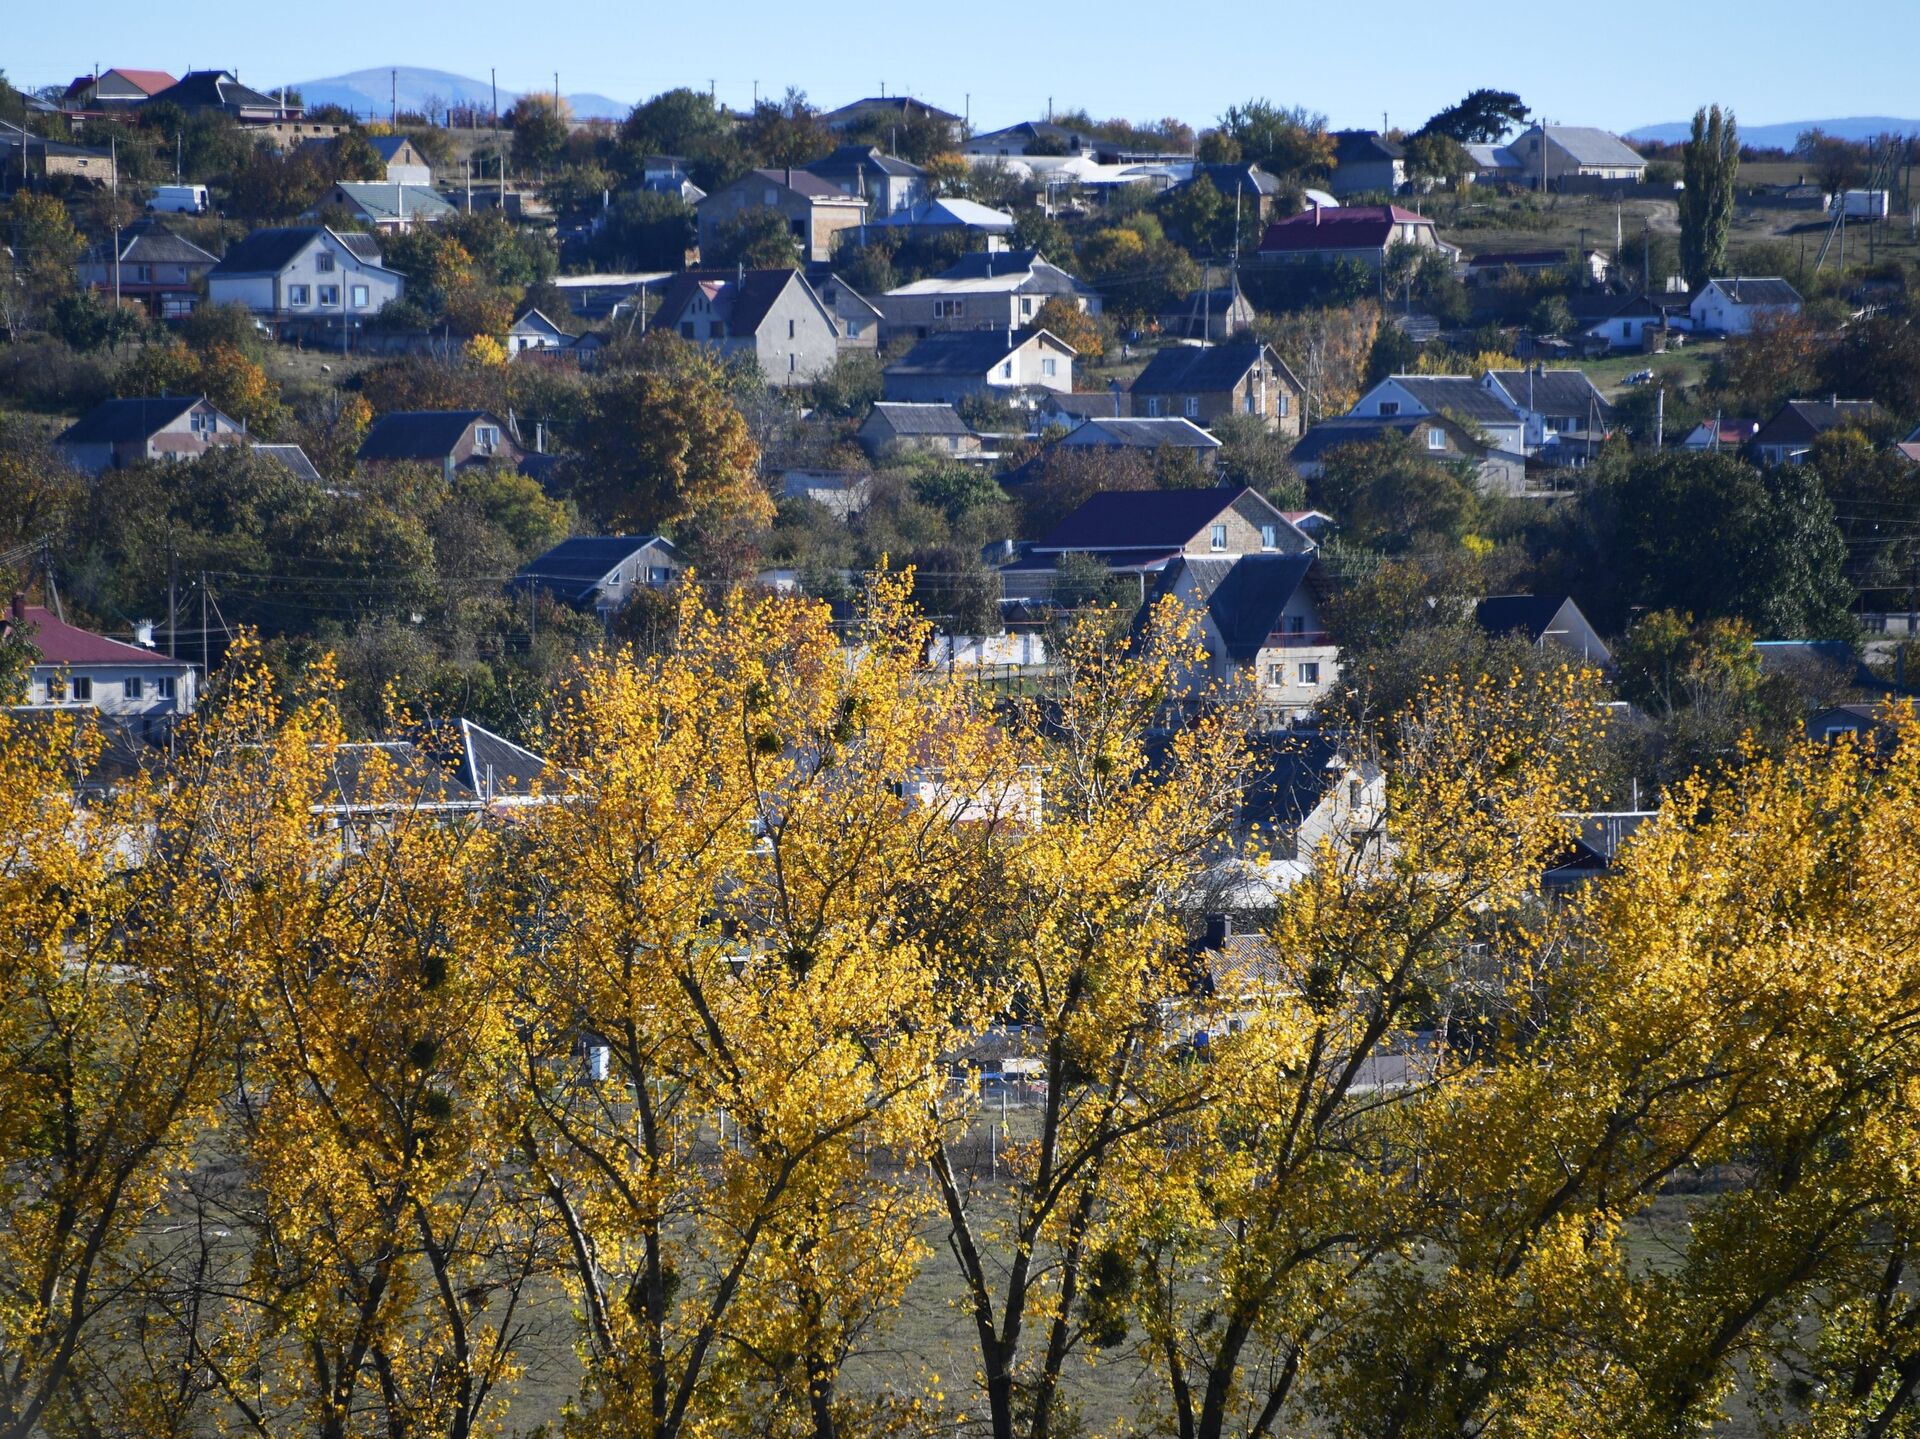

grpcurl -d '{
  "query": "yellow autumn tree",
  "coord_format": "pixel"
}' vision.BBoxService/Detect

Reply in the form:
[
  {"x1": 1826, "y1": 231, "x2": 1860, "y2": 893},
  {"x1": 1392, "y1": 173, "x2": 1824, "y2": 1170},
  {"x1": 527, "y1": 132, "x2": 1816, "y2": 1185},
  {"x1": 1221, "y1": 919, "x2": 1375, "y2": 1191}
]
[{"x1": 516, "y1": 573, "x2": 1018, "y2": 1439}]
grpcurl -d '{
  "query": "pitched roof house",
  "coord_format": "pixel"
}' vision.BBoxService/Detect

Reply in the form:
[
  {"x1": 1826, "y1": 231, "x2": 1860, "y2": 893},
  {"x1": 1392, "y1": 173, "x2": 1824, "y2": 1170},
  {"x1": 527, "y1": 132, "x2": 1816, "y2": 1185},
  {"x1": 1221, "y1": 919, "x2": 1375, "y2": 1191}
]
[
  {"x1": 650, "y1": 268, "x2": 844, "y2": 386},
  {"x1": 1328, "y1": 130, "x2": 1407, "y2": 196},
  {"x1": 143, "y1": 70, "x2": 295, "y2": 122},
  {"x1": 1688, "y1": 277, "x2": 1803, "y2": 336},
  {"x1": 1473, "y1": 595, "x2": 1612, "y2": 667},
  {"x1": 7, "y1": 599, "x2": 199, "y2": 736},
  {"x1": 810, "y1": 274, "x2": 883, "y2": 351},
  {"x1": 59, "y1": 68, "x2": 177, "y2": 111},
  {"x1": 357, "y1": 410, "x2": 523, "y2": 478},
  {"x1": 507, "y1": 308, "x2": 572, "y2": 354},
  {"x1": 877, "y1": 249, "x2": 1102, "y2": 340},
  {"x1": 1146, "y1": 554, "x2": 1339, "y2": 720},
  {"x1": 862, "y1": 196, "x2": 1017, "y2": 237},
  {"x1": 820, "y1": 96, "x2": 963, "y2": 133},
  {"x1": 696, "y1": 168, "x2": 867, "y2": 264},
  {"x1": 56, "y1": 396, "x2": 243, "y2": 473},
  {"x1": 1159, "y1": 277, "x2": 1258, "y2": 343},
  {"x1": 857, "y1": 402, "x2": 982, "y2": 458},
  {"x1": 1128, "y1": 341, "x2": 1305, "y2": 436},
  {"x1": 1168, "y1": 162, "x2": 1286, "y2": 220},
  {"x1": 1347, "y1": 375, "x2": 1530, "y2": 455},
  {"x1": 1056, "y1": 417, "x2": 1222, "y2": 454},
  {"x1": 1288, "y1": 413, "x2": 1527, "y2": 496},
  {"x1": 206, "y1": 226, "x2": 404, "y2": 321},
  {"x1": 315, "y1": 182, "x2": 456, "y2": 231},
  {"x1": 370, "y1": 135, "x2": 433, "y2": 185},
  {"x1": 1481, "y1": 367, "x2": 1616, "y2": 461},
  {"x1": 882, "y1": 329, "x2": 1075, "y2": 404},
  {"x1": 77, "y1": 219, "x2": 218, "y2": 319},
  {"x1": 1001, "y1": 486, "x2": 1317, "y2": 600},
  {"x1": 803, "y1": 143, "x2": 927, "y2": 215},
  {"x1": 1257, "y1": 203, "x2": 1458, "y2": 269},
  {"x1": 1496, "y1": 125, "x2": 1647, "y2": 185},
  {"x1": 1751, "y1": 399, "x2": 1878, "y2": 466},
  {"x1": 509, "y1": 536, "x2": 684, "y2": 620}
]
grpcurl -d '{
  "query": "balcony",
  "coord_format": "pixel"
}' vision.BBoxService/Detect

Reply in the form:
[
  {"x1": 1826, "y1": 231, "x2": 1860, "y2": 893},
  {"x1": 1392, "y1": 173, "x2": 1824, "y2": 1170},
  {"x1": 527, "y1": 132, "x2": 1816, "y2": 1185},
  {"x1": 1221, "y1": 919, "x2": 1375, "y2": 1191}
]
[{"x1": 1263, "y1": 630, "x2": 1333, "y2": 649}]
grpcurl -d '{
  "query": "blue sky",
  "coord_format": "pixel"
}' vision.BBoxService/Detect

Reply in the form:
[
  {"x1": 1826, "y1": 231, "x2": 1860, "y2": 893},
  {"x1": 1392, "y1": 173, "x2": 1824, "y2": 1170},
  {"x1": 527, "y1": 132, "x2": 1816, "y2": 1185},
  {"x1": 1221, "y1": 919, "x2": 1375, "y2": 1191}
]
[{"x1": 11, "y1": 0, "x2": 1918, "y2": 135}]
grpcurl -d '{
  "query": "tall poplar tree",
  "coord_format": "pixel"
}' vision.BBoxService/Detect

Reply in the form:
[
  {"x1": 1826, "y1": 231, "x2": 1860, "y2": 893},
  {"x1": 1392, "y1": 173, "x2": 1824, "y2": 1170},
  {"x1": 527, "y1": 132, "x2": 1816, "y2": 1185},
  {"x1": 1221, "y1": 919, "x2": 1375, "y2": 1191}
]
[{"x1": 1680, "y1": 105, "x2": 1739, "y2": 291}]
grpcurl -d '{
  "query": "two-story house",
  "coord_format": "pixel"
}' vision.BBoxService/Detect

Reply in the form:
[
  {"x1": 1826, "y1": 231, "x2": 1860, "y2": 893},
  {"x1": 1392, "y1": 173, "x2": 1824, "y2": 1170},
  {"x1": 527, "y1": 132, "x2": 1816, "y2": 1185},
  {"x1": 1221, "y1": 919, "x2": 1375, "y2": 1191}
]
[
  {"x1": 650, "y1": 268, "x2": 844, "y2": 385},
  {"x1": 206, "y1": 226, "x2": 404, "y2": 323},
  {"x1": 811, "y1": 274, "x2": 882, "y2": 353},
  {"x1": 1055, "y1": 416, "x2": 1221, "y2": 461},
  {"x1": 78, "y1": 220, "x2": 218, "y2": 318},
  {"x1": 803, "y1": 144, "x2": 927, "y2": 215},
  {"x1": 696, "y1": 168, "x2": 867, "y2": 264},
  {"x1": 1000, "y1": 485, "x2": 1315, "y2": 600},
  {"x1": 1473, "y1": 594, "x2": 1613, "y2": 668},
  {"x1": 1149, "y1": 552, "x2": 1340, "y2": 721},
  {"x1": 1128, "y1": 342, "x2": 1305, "y2": 437},
  {"x1": 6, "y1": 600, "x2": 198, "y2": 738},
  {"x1": 509, "y1": 535, "x2": 685, "y2": 622},
  {"x1": 56, "y1": 396, "x2": 244, "y2": 473},
  {"x1": 882, "y1": 329, "x2": 1076, "y2": 405},
  {"x1": 876, "y1": 249, "x2": 1102, "y2": 341},
  {"x1": 1257, "y1": 204, "x2": 1459, "y2": 270},
  {"x1": 58, "y1": 68, "x2": 177, "y2": 113},
  {"x1": 141, "y1": 70, "x2": 296, "y2": 124},
  {"x1": 357, "y1": 410, "x2": 524, "y2": 479},
  {"x1": 1288, "y1": 413, "x2": 1527, "y2": 496}
]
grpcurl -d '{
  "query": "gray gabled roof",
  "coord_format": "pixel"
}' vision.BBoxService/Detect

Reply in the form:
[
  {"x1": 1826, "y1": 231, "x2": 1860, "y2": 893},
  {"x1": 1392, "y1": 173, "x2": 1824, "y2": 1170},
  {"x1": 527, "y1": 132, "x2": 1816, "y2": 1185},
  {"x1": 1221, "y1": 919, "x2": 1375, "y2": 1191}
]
[
  {"x1": 1131, "y1": 341, "x2": 1295, "y2": 396},
  {"x1": 1703, "y1": 276, "x2": 1802, "y2": 308},
  {"x1": 1291, "y1": 414, "x2": 1476, "y2": 465},
  {"x1": 1068, "y1": 417, "x2": 1221, "y2": 450},
  {"x1": 327, "y1": 183, "x2": 456, "y2": 222},
  {"x1": 115, "y1": 221, "x2": 218, "y2": 266},
  {"x1": 1382, "y1": 375, "x2": 1521, "y2": 426},
  {"x1": 250, "y1": 443, "x2": 324, "y2": 484},
  {"x1": 886, "y1": 329, "x2": 1027, "y2": 376},
  {"x1": 1538, "y1": 125, "x2": 1646, "y2": 168},
  {"x1": 510, "y1": 535, "x2": 678, "y2": 606},
  {"x1": 1036, "y1": 485, "x2": 1278, "y2": 552},
  {"x1": 1485, "y1": 369, "x2": 1615, "y2": 422},
  {"x1": 1153, "y1": 553, "x2": 1319, "y2": 663},
  {"x1": 211, "y1": 226, "x2": 325, "y2": 275},
  {"x1": 864, "y1": 402, "x2": 972, "y2": 436},
  {"x1": 804, "y1": 143, "x2": 925, "y2": 180},
  {"x1": 57, "y1": 395, "x2": 206, "y2": 445},
  {"x1": 357, "y1": 410, "x2": 504, "y2": 461}
]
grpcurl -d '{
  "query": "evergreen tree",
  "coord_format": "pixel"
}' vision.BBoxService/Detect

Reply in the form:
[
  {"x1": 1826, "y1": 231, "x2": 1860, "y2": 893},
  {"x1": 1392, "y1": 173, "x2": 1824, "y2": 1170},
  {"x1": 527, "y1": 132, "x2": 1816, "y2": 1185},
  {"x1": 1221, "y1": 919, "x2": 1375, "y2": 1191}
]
[{"x1": 1679, "y1": 105, "x2": 1739, "y2": 291}]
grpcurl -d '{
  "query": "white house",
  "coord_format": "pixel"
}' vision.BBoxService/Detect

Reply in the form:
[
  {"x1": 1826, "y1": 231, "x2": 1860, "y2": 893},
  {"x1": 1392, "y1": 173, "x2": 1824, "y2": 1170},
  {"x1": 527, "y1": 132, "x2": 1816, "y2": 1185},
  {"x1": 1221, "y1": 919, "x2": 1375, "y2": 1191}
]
[
  {"x1": 206, "y1": 226, "x2": 404, "y2": 321},
  {"x1": 1345, "y1": 375, "x2": 1530, "y2": 457},
  {"x1": 55, "y1": 395, "x2": 244, "y2": 472},
  {"x1": 507, "y1": 308, "x2": 572, "y2": 354},
  {"x1": 1688, "y1": 277, "x2": 1803, "y2": 336},
  {"x1": 881, "y1": 328, "x2": 1076, "y2": 405},
  {"x1": 876, "y1": 249, "x2": 1101, "y2": 341},
  {"x1": 7, "y1": 600, "x2": 198, "y2": 738},
  {"x1": 1150, "y1": 553, "x2": 1339, "y2": 722},
  {"x1": 509, "y1": 535, "x2": 685, "y2": 621}
]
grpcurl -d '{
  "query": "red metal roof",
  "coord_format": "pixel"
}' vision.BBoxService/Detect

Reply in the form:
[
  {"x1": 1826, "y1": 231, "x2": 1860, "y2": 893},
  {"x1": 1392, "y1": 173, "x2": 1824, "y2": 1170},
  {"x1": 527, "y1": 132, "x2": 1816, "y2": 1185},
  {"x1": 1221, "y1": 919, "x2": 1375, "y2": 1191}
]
[
  {"x1": 9, "y1": 607, "x2": 177, "y2": 666},
  {"x1": 112, "y1": 69, "x2": 179, "y2": 95},
  {"x1": 1258, "y1": 204, "x2": 1433, "y2": 254}
]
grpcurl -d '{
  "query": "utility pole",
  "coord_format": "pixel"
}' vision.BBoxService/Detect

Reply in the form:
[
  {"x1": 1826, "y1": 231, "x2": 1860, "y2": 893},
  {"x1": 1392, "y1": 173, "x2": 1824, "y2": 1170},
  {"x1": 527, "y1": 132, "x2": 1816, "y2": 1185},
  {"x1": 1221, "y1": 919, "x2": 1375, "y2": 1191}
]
[
  {"x1": 1654, "y1": 385, "x2": 1665, "y2": 451},
  {"x1": 200, "y1": 573, "x2": 209, "y2": 679},
  {"x1": 166, "y1": 543, "x2": 177, "y2": 659},
  {"x1": 390, "y1": 68, "x2": 396, "y2": 127},
  {"x1": 110, "y1": 136, "x2": 121, "y2": 308}
]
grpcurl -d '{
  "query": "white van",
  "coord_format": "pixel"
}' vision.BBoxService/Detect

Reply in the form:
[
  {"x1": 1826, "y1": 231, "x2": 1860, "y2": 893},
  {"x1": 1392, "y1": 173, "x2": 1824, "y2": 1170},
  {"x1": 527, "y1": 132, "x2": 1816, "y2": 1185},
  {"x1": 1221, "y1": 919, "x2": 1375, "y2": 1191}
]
[{"x1": 147, "y1": 184, "x2": 211, "y2": 215}]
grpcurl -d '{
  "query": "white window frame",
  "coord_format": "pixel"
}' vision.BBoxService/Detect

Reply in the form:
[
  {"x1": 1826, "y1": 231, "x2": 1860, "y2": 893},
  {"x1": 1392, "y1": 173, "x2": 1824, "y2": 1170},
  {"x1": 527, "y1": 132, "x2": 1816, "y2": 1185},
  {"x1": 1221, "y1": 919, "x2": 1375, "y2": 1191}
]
[
  {"x1": 350, "y1": 284, "x2": 369, "y2": 308},
  {"x1": 125, "y1": 676, "x2": 144, "y2": 699},
  {"x1": 287, "y1": 284, "x2": 311, "y2": 306},
  {"x1": 1260, "y1": 524, "x2": 1277, "y2": 551},
  {"x1": 1209, "y1": 523, "x2": 1228, "y2": 552},
  {"x1": 1185, "y1": 396, "x2": 1200, "y2": 418},
  {"x1": 315, "y1": 251, "x2": 336, "y2": 273},
  {"x1": 1428, "y1": 427, "x2": 1447, "y2": 450},
  {"x1": 1298, "y1": 662, "x2": 1321, "y2": 686},
  {"x1": 155, "y1": 676, "x2": 176, "y2": 700},
  {"x1": 474, "y1": 425, "x2": 501, "y2": 454},
  {"x1": 317, "y1": 284, "x2": 341, "y2": 307},
  {"x1": 1041, "y1": 357, "x2": 1057, "y2": 378}
]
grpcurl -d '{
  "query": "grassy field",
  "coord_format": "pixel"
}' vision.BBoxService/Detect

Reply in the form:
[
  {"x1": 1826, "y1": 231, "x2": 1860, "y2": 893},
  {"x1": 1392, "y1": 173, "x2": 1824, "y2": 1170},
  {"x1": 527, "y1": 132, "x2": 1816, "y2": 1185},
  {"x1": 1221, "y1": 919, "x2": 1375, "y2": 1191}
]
[{"x1": 1582, "y1": 338, "x2": 1723, "y2": 398}]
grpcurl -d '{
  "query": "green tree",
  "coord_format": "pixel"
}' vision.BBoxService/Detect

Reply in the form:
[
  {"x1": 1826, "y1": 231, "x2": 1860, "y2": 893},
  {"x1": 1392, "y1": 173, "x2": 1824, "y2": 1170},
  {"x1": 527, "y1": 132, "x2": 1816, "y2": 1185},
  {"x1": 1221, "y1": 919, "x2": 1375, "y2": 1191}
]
[
  {"x1": 1594, "y1": 449, "x2": 1853, "y2": 638},
  {"x1": 0, "y1": 193, "x2": 82, "y2": 338},
  {"x1": 1312, "y1": 431, "x2": 1481, "y2": 552},
  {"x1": 590, "y1": 190, "x2": 696, "y2": 270},
  {"x1": 507, "y1": 93, "x2": 570, "y2": 176},
  {"x1": 1417, "y1": 89, "x2": 1531, "y2": 144},
  {"x1": 738, "y1": 87, "x2": 828, "y2": 168},
  {"x1": 1679, "y1": 106, "x2": 1738, "y2": 291},
  {"x1": 704, "y1": 206, "x2": 802, "y2": 268},
  {"x1": 1404, "y1": 130, "x2": 1474, "y2": 188},
  {"x1": 322, "y1": 129, "x2": 385, "y2": 182},
  {"x1": 1215, "y1": 100, "x2": 1334, "y2": 181}
]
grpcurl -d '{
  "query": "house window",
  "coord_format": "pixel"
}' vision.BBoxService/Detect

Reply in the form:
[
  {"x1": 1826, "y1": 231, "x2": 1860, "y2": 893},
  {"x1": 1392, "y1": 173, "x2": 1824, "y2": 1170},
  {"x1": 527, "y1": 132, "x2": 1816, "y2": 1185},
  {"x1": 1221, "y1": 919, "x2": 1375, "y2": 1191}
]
[
  {"x1": 1298, "y1": 662, "x2": 1321, "y2": 685},
  {"x1": 1348, "y1": 779, "x2": 1363, "y2": 807},
  {"x1": 1260, "y1": 524, "x2": 1277, "y2": 550},
  {"x1": 44, "y1": 677, "x2": 64, "y2": 702},
  {"x1": 789, "y1": 353, "x2": 797, "y2": 373},
  {"x1": 934, "y1": 299, "x2": 966, "y2": 319},
  {"x1": 1428, "y1": 427, "x2": 1446, "y2": 450},
  {"x1": 788, "y1": 319, "x2": 796, "y2": 338},
  {"x1": 287, "y1": 284, "x2": 311, "y2": 306},
  {"x1": 1277, "y1": 392, "x2": 1290, "y2": 417},
  {"x1": 1021, "y1": 297, "x2": 1033, "y2": 316},
  {"x1": 318, "y1": 284, "x2": 340, "y2": 306},
  {"x1": 764, "y1": 188, "x2": 780, "y2": 205},
  {"x1": 649, "y1": 567, "x2": 669, "y2": 584},
  {"x1": 1185, "y1": 397, "x2": 1200, "y2": 418},
  {"x1": 1267, "y1": 664, "x2": 1286, "y2": 685},
  {"x1": 1041, "y1": 357, "x2": 1057, "y2": 378},
  {"x1": 125, "y1": 676, "x2": 143, "y2": 699},
  {"x1": 350, "y1": 285, "x2": 369, "y2": 308},
  {"x1": 1288, "y1": 615, "x2": 1306, "y2": 635},
  {"x1": 71, "y1": 677, "x2": 93, "y2": 703},
  {"x1": 155, "y1": 676, "x2": 176, "y2": 700},
  {"x1": 681, "y1": 321, "x2": 696, "y2": 338},
  {"x1": 315, "y1": 252, "x2": 335, "y2": 273},
  {"x1": 1146, "y1": 397, "x2": 1163, "y2": 417},
  {"x1": 1245, "y1": 392, "x2": 1257, "y2": 414},
  {"x1": 1622, "y1": 320, "x2": 1636, "y2": 339},
  {"x1": 1001, "y1": 361, "x2": 1013, "y2": 379},
  {"x1": 474, "y1": 425, "x2": 500, "y2": 454},
  {"x1": 845, "y1": 319, "x2": 861, "y2": 337},
  {"x1": 1378, "y1": 400, "x2": 1400, "y2": 416},
  {"x1": 1210, "y1": 523, "x2": 1228, "y2": 551}
]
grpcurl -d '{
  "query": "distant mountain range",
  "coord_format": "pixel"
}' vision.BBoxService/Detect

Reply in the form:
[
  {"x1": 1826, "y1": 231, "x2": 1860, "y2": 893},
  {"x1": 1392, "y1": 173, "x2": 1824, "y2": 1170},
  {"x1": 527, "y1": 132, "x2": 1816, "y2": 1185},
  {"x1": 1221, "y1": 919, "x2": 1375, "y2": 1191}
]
[
  {"x1": 1627, "y1": 116, "x2": 1920, "y2": 149},
  {"x1": 284, "y1": 66, "x2": 629, "y2": 123}
]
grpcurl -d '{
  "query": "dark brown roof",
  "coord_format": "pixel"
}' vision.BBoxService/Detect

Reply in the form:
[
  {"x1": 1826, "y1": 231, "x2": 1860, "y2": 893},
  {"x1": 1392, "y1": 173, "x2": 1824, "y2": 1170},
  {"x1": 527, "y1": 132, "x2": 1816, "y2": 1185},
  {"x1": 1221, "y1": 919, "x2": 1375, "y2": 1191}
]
[{"x1": 1036, "y1": 485, "x2": 1270, "y2": 552}]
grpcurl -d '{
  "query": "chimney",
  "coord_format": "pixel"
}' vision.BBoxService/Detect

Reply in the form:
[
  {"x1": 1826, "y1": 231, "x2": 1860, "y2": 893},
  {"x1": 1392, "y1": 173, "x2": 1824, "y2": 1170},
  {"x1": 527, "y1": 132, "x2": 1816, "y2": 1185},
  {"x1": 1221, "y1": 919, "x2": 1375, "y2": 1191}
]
[{"x1": 134, "y1": 620, "x2": 156, "y2": 648}]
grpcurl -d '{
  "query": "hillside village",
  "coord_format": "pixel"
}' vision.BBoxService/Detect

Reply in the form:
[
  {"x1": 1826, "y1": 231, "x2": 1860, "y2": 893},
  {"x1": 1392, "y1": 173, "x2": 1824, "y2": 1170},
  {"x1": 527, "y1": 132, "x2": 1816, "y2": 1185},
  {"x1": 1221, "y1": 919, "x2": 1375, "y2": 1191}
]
[{"x1": 5, "y1": 58, "x2": 1920, "y2": 1439}]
